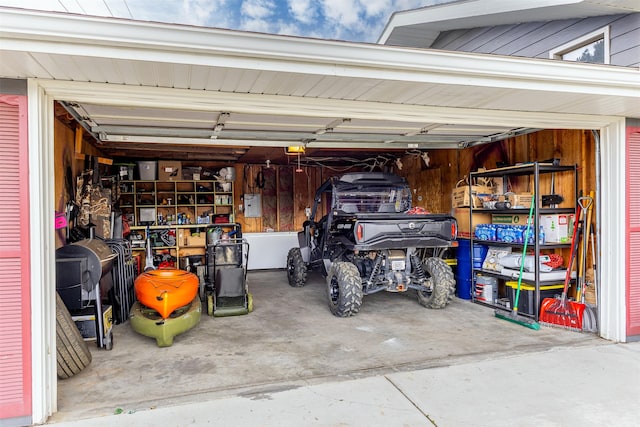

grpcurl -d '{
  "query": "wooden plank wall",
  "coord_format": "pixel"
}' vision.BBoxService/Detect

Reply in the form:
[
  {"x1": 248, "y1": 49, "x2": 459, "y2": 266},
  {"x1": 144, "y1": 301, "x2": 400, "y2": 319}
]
[
  {"x1": 399, "y1": 129, "x2": 595, "y2": 214},
  {"x1": 55, "y1": 126, "x2": 595, "y2": 234},
  {"x1": 234, "y1": 164, "x2": 336, "y2": 232},
  {"x1": 399, "y1": 129, "x2": 596, "y2": 301}
]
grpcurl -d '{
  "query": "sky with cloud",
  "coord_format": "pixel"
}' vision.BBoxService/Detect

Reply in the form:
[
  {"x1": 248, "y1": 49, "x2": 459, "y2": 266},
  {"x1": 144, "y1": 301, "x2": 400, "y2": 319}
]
[{"x1": 0, "y1": 0, "x2": 455, "y2": 42}]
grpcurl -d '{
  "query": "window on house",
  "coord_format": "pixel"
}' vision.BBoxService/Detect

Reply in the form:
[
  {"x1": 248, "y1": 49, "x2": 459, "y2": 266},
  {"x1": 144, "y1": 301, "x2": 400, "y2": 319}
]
[{"x1": 550, "y1": 26, "x2": 610, "y2": 64}]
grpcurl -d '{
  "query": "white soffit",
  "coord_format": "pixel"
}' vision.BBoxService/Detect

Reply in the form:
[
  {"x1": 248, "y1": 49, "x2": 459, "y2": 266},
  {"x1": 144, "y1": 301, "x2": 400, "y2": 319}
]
[{"x1": 1, "y1": 7, "x2": 639, "y2": 150}]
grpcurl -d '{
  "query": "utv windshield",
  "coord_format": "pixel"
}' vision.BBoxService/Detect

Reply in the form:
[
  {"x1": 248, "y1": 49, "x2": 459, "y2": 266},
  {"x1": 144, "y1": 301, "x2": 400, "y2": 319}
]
[{"x1": 334, "y1": 184, "x2": 411, "y2": 214}]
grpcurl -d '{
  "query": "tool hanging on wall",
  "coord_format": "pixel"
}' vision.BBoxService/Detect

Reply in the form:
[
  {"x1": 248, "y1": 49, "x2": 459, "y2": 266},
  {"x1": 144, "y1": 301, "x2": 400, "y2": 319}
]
[
  {"x1": 64, "y1": 166, "x2": 79, "y2": 242},
  {"x1": 255, "y1": 169, "x2": 265, "y2": 189},
  {"x1": 541, "y1": 171, "x2": 564, "y2": 208}
]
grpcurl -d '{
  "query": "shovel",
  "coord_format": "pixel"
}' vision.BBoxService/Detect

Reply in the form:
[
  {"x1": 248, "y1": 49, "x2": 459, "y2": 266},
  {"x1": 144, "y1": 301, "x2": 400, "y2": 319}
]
[{"x1": 539, "y1": 201, "x2": 585, "y2": 330}]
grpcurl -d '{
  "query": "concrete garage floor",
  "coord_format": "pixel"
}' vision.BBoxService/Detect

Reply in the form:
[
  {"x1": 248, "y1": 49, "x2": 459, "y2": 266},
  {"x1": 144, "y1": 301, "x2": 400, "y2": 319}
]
[{"x1": 50, "y1": 269, "x2": 602, "y2": 423}]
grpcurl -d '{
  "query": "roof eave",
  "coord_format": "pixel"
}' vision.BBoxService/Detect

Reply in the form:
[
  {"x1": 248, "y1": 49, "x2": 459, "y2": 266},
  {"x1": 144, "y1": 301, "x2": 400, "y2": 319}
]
[{"x1": 1, "y1": 6, "x2": 638, "y2": 100}]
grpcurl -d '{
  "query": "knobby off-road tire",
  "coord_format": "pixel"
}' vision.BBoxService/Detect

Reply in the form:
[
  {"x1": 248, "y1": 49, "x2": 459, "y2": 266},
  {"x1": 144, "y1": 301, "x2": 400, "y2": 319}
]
[
  {"x1": 326, "y1": 262, "x2": 363, "y2": 317},
  {"x1": 417, "y1": 257, "x2": 455, "y2": 309},
  {"x1": 286, "y1": 247, "x2": 308, "y2": 287},
  {"x1": 56, "y1": 292, "x2": 92, "y2": 379}
]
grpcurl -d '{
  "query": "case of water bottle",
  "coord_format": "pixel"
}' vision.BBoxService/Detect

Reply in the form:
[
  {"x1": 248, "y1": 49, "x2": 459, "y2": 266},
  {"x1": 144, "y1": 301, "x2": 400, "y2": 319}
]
[{"x1": 474, "y1": 223, "x2": 535, "y2": 244}]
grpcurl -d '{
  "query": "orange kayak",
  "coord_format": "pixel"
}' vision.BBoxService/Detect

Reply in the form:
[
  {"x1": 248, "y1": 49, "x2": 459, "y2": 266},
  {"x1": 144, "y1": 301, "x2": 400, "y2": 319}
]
[{"x1": 134, "y1": 269, "x2": 199, "y2": 319}]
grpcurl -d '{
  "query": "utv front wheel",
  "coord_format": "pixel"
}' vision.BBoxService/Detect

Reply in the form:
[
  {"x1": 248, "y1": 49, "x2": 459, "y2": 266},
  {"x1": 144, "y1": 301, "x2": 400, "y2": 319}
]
[
  {"x1": 417, "y1": 257, "x2": 455, "y2": 309},
  {"x1": 286, "y1": 247, "x2": 308, "y2": 287},
  {"x1": 327, "y1": 262, "x2": 363, "y2": 317}
]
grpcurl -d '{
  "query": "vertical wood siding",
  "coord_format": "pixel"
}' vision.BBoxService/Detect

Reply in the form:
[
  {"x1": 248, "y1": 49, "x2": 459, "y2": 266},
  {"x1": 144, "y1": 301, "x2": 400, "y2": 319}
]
[
  {"x1": 0, "y1": 95, "x2": 31, "y2": 422},
  {"x1": 430, "y1": 14, "x2": 639, "y2": 67},
  {"x1": 626, "y1": 126, "x2": 640, "y2": 338}
]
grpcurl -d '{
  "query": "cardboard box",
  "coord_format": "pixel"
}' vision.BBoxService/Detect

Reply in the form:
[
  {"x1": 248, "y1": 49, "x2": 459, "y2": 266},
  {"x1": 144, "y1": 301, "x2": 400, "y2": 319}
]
[
  {"x1": 186, "y1": 234, "x2": 206, "y2": 247},
  {"x1": 451, "y1": 184, "x2": 495, "y2": 208},
  {"x1": 540, "y1": 214, "x2": 574, "y2": 243},
  {"x1": 506, "y1": 193, "x2": 533, "y2": 208},
  {"x1": 158, "y1": 160, "x2": 182, "y2": 181},
  {"x1": 491, "y1": 214, "x2": 530, "y2": 226},
  {"x1": 452, "y1": 208, "x2": 492, "y2": 239}
]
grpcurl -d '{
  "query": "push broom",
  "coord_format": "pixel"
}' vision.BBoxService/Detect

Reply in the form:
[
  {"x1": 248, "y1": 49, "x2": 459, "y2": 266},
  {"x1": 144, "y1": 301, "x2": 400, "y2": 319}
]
[{"x1": 495, "y1": 196, "x2": 540, "y2": 330}]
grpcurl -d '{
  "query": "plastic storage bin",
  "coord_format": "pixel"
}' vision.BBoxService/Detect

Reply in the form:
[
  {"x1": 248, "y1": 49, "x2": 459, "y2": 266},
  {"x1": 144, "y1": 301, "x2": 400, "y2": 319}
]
[
  {"x1": 137, "y1": 161, "x2": 157, "y2": 180},
  {"x1": 505, "y1": 281, "x2": 564, "y2": 315}
]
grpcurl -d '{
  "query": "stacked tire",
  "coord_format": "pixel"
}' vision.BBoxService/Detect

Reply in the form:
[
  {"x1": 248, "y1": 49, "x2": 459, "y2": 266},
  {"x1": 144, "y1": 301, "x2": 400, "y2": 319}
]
[{"x1": 56, "y1": 292, "x2": 92, "y2": 379}]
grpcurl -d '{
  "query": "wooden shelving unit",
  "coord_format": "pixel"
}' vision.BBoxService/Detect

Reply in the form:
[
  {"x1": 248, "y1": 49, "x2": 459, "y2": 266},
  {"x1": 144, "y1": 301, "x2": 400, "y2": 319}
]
[{"x1": 117, "y1": 179, "x2": 235, "y2": 269}]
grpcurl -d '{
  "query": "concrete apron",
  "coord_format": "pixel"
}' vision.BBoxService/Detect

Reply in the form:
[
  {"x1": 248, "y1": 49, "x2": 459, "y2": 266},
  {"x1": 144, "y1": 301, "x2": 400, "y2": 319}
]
[{"x1": 50, "y1": 270, "x2": 601, "y2": 423}]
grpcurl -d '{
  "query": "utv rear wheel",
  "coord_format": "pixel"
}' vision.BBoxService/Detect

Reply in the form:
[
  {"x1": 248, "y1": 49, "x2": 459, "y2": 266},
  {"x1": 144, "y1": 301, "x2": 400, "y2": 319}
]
[
  {"x1": 286, "y1": 247, "x2": 308, "y2": 287},
  {"x1": 417, "y1": 257, "x2": 455, "y2": 309},
  {"x1": 327, "y1": 262, "x2": 363, "y2": 317},
  {"x1": 56, "y1": 292, "x2": 92, "y2": 379}
]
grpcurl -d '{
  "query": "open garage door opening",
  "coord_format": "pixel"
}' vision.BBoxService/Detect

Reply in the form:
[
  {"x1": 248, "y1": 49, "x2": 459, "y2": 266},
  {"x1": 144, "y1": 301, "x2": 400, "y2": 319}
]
[{"x1": 44, "y1": 86, "x2": 614, "y2": 423}]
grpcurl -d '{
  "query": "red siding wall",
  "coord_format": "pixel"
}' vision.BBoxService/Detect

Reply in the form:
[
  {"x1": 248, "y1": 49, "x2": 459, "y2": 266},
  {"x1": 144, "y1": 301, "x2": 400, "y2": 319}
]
[
  {"x1": 0, "y1": 95, "x2": 31, "y2": 421},
  {"x1": 627, "y1": 126, "x2": 640, "y2": 338}
]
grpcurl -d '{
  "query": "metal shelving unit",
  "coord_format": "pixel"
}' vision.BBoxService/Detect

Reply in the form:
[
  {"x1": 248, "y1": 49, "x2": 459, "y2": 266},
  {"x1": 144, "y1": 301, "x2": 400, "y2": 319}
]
[{"x1": 469, "y1": 162, "x2": 578, "y2": 320}]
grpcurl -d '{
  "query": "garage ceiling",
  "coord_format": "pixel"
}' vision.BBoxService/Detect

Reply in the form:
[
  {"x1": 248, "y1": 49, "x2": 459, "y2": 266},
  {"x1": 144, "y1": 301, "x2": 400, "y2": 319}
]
[
  {"x1": 2, "y1": 8, "x2": 640, "y2": 165},
  {"x1": 59, "y1": 101, "x2": 532, "y2": 164}
]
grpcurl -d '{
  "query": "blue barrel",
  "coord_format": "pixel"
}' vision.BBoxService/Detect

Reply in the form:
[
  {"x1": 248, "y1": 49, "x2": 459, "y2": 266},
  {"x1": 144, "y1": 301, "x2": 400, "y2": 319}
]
[
  {"x1": 455, "y1": 239, "x2": 488, "y2": 300},
  {"x1": 455, "y1": 239, "x2": 472, "y2": 299}
]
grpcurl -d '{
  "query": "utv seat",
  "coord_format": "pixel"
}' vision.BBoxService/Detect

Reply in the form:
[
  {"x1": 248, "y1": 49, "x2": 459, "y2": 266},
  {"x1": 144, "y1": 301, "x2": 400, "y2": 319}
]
[
  {"x1": 378, "y1": 203, "x2": 397, "y2": 213},
  {"x1": 340, "y1": 204, "x2": 359, "y2": 213}
]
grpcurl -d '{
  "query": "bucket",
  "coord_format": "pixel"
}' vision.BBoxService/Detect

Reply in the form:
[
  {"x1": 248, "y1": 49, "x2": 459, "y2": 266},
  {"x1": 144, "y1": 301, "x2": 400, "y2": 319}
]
[{"x1": 475, "y1": 274, "x2": 498, "y2": 303}]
